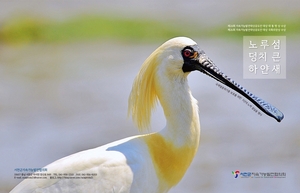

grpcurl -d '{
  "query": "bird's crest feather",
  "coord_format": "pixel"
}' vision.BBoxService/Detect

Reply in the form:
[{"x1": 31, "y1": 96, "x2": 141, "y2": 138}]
[{"x1": 128, "y1": 47, "x2": 162, "y2": 131}]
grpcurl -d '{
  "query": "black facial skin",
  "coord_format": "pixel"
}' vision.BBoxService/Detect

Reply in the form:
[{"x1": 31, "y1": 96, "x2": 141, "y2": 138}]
[
  {"x1": 181, "y1": 45, "x2": 284, "y2": 122},
  {"x1": 182, "y1": 45, "x2": 204, "y2": 73}
]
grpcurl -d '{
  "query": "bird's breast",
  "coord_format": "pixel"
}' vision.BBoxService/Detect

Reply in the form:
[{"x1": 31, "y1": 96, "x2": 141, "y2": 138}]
[{"x1": 143, "y1": 133, "x2": 196, "y2": 190}]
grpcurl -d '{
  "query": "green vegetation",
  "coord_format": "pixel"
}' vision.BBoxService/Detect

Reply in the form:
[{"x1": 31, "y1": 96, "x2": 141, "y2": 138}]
[
  {"x1": 0, "y1": 13, "x2": 299, "y2": 44},
  {"x1": 0, "y1": 15, "x2": 186, "y2": 44}
]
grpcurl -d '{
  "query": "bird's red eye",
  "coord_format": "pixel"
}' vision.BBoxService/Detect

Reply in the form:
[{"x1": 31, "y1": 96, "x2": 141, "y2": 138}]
[{"x1": 183, "y1": 49, "x2": 192, "y2": 58}]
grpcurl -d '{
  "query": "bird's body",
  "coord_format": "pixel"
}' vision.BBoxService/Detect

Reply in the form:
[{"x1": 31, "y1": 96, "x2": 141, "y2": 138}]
[
  {"x1": 12, "y1": 131, "x2": 198, "y2": 193},
  {"x1": 11, "y1": 37, "x2": 283, "y2": 193}
]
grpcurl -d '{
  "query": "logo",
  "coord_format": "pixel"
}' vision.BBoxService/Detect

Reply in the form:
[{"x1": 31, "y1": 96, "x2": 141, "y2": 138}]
[
  {"x1": 232, "y1": 170, "x2": 240, "y2": 178},
  {"x1": 231, "y1": 170, "x2": 286, "y2": 178}
]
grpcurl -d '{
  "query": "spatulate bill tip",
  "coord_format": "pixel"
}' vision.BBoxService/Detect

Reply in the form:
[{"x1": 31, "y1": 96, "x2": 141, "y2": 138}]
[
  {"x1": 264, "y1": 103, "x2": 284, "y2": 122},
  {"x1": 275, "y1": 112, "x2": 284, "y2": 122}
]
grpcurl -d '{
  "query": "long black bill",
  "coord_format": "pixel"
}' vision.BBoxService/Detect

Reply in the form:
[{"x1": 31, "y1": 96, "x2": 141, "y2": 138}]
[{"x1": 197, "y1": 52, "x2": 284, "y2": 122}]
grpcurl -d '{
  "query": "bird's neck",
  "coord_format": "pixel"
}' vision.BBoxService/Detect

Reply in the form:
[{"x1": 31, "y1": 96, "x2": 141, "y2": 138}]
[
  {"x1": 145, "y1": 74, "x2": 200, "y2": 190},
  {"x1": 156, "y1": 75, "x2": 200, "y2": 149}
]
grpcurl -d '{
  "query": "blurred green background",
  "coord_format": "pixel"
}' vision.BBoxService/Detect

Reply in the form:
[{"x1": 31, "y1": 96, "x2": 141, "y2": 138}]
[
  {"x1": 1, "y1": 1, "x2": 299, "y2": 193},
  {"x1": 0, "y1": 12, "x2": 299, "y2": 44}
]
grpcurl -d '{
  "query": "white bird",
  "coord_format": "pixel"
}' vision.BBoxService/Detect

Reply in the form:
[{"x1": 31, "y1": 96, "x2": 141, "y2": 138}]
[{"x1": 10, "y1": 37, "x2": 283, "y2": 193}]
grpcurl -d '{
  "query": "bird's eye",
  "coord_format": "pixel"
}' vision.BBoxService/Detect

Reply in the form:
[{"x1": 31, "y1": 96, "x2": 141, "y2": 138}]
[{"x1": 183, "y1": 49, "x2": 193, "y2": 58}]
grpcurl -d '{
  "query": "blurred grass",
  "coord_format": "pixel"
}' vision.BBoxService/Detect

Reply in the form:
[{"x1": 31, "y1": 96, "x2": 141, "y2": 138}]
[
  {"x1": 0, "y1": 13, "x2": 299, "y2": 45},
  {"x1": 0, "y1": 15, "x2": 185, "y2": 44}
]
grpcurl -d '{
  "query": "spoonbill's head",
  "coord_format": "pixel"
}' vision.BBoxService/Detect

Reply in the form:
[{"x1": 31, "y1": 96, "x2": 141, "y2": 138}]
[{"x1": 129, "y1": 37, "x2": 284, "y2": 130}]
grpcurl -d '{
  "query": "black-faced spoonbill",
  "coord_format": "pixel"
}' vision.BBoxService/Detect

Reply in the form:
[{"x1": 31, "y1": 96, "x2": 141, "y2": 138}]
[{"x1": 11, "y1": 37, "x2": 283, "y2": 193}]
